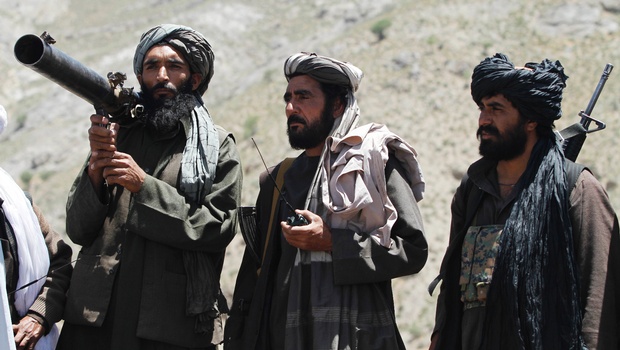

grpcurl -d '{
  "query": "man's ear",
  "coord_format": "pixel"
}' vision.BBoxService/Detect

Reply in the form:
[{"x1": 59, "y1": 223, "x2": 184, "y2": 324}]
[
  {"x1": 137, "y1": 74, "x2": 143, "y2": 85},
  {"x1": 526, "y1": 120, "x2": 538, "y2": 132},
  {"x1": 191, "y1": 73, "x2": 202, "y2": 91},
  {"x1": 333, "y1": 98, "x2": 345, "y2": 118}
]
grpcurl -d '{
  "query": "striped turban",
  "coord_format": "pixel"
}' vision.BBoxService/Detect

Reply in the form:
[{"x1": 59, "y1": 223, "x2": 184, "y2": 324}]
[
  {"x1": 471, "y1": 53, "x2": 568, "y2": 126},
  {"x1": 284, "y1": 52, "x2": 363, "y2": 93},
  {"x1": 133, "y1": 24, "x2": 214, "y2": 96}
]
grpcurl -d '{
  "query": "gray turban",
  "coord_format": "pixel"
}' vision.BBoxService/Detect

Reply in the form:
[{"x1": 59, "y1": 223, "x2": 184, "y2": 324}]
[
  {"x1": 284, "y1": 52, "x2": 363, "y2": 93},
  {"x1": 471, "y1": 53, "x2": 568, "y2": 126},
  {"x1": 133, "y1": 24, "x2": 214, "y2": 96}
]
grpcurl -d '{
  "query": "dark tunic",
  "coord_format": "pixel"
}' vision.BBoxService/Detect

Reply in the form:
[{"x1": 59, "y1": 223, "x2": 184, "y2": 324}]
[
  {"x1": 225, "y1": 152, "x2": 428, "y2": 349},
  {"x1": 432, "y1": 157, "x2": 620, "y2": 350},
  {"x1": 58, "y1": 120, "x2": 242, "y2": 350},
  {"x1": 268, "y1": 154, "x2": 318, "y2": 349}
]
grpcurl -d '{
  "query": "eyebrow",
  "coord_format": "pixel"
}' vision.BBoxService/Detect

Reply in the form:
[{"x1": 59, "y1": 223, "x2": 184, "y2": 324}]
[
  {"x1": 483, "y1": 101, "x2": 505, "y2": 109},
  {"x1": 143, "y1": 57, "x2": 187, "y2": 66},
  {"x1": 283, "y1": 89, "x2": 312, "y2": 102}
]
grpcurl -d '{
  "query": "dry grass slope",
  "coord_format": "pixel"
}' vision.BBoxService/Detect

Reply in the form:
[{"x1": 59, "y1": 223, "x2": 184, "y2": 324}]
[{"x1": 1, "y1": 0, "x2": 619, "y2": 348}]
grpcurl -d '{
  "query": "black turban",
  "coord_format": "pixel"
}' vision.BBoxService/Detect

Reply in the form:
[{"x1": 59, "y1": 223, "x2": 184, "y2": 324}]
[
  {"x1": 471, "y1": 53, "x2": 568, "y2": 126},
  {"x1": 133, "y1": 24, "x2": 214, "y2": 96}
]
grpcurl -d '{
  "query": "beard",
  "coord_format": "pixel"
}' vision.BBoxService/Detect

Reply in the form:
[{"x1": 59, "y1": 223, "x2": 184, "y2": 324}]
[
  {"x1": 477, "y1": 119, "x2": 528, "y2": 161},
  {"x1": 140, "y1": 78, "x2": 196, "y2": 135},
  {"x1": 287, "y1": 101, "x2": 336, "y2": 151}
]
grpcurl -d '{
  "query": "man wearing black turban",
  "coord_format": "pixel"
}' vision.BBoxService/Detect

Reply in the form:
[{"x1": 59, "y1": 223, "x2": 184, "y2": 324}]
[
  {"x1": 57, "y1": 24, "x2": 242, "y2": 350},
  {"x1": 429, "y1": 53, "x2": 620, "y2": 350}
]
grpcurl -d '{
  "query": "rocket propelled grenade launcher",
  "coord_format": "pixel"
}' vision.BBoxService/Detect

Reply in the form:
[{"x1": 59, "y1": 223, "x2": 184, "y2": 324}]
[
  {"x1": 14, "y1": 31, "x2": 143, "y2": 123},
  {"x1": 560, "y1": 63, "x2": 613, "y2": 161}
]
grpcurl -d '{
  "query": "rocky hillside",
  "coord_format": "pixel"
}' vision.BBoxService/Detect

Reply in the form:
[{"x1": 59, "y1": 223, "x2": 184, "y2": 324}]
[{"x1": 1, "y1": 0, "x2": 619, "y2": 348}]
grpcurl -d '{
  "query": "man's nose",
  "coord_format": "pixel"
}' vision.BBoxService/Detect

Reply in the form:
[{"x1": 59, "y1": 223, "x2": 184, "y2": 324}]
[
  {"x1": 285, "y1": 101, "x2": 297, "y2": 117},
  {"x1": 479, "y1": 111, "x2": 492, "y2": 126},
  {"x1": 157, "y1": 67, "x2": 169, "y2": 82}
]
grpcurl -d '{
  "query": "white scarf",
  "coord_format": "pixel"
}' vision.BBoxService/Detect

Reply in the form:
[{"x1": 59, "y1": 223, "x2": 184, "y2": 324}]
[
  {"x1": 323, "y1": 123, "x2": 424, "y2": 247},
  {"x1": 0, "y1": 168, "x2": 56, "y2": 350}
]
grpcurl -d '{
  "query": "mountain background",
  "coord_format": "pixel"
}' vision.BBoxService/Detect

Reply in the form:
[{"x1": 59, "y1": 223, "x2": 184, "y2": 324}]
[{"x1": 1, "y1": 0, "x2": 620, "y2": 348}]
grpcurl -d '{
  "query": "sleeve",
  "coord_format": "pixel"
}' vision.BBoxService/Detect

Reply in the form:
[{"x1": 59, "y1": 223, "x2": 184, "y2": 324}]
[
  {"x1": 224, "y1": 167, "x2": 276, "y2": 350},
  {"x1": 570, "y1": 170, "x2": 620, "y2": 349},
  {"x1": 125, "y1": 131, "x2": 243, "y2": 252},
  {"x1": 65, "y1": 156, "x2": 110, "y2": 247},
  {"x1": 26, "y1": 205, "x2": 73, "y2": 333},
  {"x1": 330, "y1": 156, "x2": 428, "y2": 285},
  {"x1": 431, "y1": 179, "x2": 467, "y2": 338}
]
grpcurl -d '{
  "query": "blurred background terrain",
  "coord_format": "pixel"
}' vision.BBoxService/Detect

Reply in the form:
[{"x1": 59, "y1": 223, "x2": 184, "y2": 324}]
[{"x1": 1, "y1": 0, "x2": 619, "y2": 348}]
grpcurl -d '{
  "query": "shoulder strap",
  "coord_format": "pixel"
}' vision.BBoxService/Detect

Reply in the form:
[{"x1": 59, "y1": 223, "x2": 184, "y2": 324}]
[
  {"x1": 261, "y1": 157, "x2": 295, "y2": 265},
  {"x1": 428, "y1": 174, "x2": 483, "y2": 295},
  {"x1": 565, "y1": 161, "x2": 586, "y2": 194}
]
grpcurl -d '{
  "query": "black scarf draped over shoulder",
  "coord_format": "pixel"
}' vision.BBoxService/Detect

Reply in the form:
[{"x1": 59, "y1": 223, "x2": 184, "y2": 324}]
[
  {"x1": 482, "y1": 138, "x2": 586, "y2": 350},
  {"x1": 470, "y1": 53, "x2": 585, "y2": 349}
]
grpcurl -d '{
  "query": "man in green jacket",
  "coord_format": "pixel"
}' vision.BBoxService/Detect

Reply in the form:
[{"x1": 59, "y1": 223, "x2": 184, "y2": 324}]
[{"x1": 57, "y1": 24, "x2": 242, "y2": 350}]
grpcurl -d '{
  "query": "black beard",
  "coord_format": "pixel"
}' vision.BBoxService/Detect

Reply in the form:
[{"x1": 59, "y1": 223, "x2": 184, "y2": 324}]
[
  {"x1": 140, "y1": 79, "x2": 195, "y2": 135},
  {"x1": 287, "y1": 101, "x2": 336, "y2": 151},
  {"x1": 477, "y1": 120, "x2": 528, "y2": 161}
]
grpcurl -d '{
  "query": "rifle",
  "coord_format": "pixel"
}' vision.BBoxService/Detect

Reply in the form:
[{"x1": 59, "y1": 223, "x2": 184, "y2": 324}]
[
  {"x1": 14, "y1": 31, "x2": 143, "y2": 123},
  {"x1": 560, "y1": 63, "x2": 613, "y2": 161}
]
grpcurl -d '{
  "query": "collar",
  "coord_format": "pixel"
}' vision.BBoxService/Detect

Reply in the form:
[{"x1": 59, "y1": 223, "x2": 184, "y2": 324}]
[{"x1": 467, "y1": 157, "x2": 519, "y2": 203}]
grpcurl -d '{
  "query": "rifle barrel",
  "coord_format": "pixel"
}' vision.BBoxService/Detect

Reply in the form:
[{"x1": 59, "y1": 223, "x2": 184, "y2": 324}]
[{"x1": 582, "y1": 63, "x2": 613, "y2": 129}]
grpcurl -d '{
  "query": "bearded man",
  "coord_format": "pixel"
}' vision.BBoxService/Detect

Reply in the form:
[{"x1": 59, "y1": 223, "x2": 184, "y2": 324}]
[
  {"x1": 57, "y1": 24, "x2": 242, "y2": 350},
  {"x1": 429, "y1": 53, "x2": 620, "y2": 350},
  {"x1": 225, "y1": 52, "x2": 428, "y2": 350}
]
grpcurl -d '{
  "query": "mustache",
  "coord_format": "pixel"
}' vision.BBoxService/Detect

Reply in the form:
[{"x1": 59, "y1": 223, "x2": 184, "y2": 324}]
[
  {"x1": 150, "y1": 82, "x2": 178, "y2": 93},
  {"x1": 287, "y1": 115, "x2": 306, "y2": 127},
  {"x1": 477, "y1": 125, "x2": 500, "y2": 138}
]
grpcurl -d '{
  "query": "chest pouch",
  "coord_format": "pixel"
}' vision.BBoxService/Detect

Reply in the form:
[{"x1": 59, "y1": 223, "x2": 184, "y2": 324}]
[{"x1": 460, "y1": 225, "x2": 503, "y2": 308}]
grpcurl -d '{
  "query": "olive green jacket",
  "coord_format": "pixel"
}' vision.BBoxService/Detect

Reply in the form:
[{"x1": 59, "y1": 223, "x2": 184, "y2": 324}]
[{"x1": 63, "y1": 123, "x2": 242, "y2": 348}]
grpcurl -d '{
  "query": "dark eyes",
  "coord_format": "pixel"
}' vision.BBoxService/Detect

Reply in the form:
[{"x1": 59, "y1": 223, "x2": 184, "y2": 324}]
[
  {"x1": 478, "y1": 106, "x2": 502, "y2": 112},
  {"x1": 143, "y1": 63, "x2": 184, "y2": 70},
  {"x1": 283, "y1": 94, "x2": 311, "y2": 103}
]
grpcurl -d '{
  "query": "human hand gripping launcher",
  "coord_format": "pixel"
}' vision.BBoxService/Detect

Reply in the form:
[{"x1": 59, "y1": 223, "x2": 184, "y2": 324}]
[
  {"x1": 559, "y1": 63, "x2": 613, "y2": 161},
  {"x1": 14, "y1": 31, "x2": 144, "y2": 123}
]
